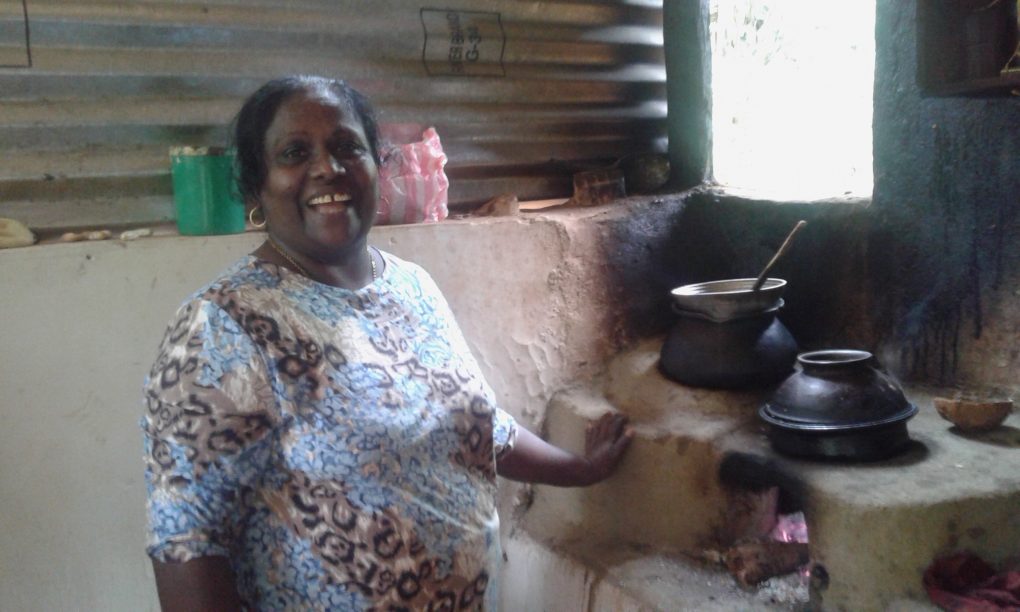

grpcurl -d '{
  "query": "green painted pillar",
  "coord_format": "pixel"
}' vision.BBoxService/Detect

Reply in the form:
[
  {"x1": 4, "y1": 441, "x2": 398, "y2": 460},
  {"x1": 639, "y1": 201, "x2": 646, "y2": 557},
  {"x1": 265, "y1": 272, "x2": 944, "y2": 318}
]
[{"x1": 663, "y1": 0, "x2": 712, "y2": 190}]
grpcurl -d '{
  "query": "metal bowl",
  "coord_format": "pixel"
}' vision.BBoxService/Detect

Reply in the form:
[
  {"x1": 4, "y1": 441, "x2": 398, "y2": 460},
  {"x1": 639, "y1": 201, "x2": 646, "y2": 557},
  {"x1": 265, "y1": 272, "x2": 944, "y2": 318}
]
[{"x1": 670, "y1": 278, "x2": 786, "y2": 322}]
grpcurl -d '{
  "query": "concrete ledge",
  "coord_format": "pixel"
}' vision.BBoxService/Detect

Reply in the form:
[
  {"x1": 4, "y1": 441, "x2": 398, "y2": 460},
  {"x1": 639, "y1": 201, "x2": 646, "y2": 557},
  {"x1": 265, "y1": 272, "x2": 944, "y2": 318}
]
[
  {"x1": 0, "y1": 205, "x2": 669, "y2": 611},
  {"x1": 730, "y1": 386, "x2": 1020, "y2": 611},
  {"x1": 525, "y1": 338, "x2": 780, "y2": 553},
  {"x1": 518, "y1": 337, "x2": 1018, "y2": 611},
  {"x1": 502, "y1": 531, "x2": 800, "y2": 611}
]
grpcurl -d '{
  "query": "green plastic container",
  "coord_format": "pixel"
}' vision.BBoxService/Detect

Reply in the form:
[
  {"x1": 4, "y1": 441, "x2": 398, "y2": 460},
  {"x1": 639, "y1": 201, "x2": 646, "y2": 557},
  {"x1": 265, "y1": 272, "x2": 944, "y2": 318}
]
[{"x1": 170, "y1": 146, "x2": 246, "y2": 235}]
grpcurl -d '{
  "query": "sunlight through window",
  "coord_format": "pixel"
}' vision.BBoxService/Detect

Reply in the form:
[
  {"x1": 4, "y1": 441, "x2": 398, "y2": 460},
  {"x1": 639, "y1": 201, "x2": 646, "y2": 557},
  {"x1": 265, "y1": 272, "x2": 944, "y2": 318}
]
[{"x1": 710, "y1": 0, "x2": 875, "y2": 200}]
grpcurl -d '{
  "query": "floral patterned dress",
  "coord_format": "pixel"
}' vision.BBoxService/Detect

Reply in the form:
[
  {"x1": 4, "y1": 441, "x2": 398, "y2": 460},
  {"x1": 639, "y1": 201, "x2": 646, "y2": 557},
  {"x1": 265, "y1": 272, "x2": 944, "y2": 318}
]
[{"x1": 142, "y1": 252, "x2": 517, "y2": 611}]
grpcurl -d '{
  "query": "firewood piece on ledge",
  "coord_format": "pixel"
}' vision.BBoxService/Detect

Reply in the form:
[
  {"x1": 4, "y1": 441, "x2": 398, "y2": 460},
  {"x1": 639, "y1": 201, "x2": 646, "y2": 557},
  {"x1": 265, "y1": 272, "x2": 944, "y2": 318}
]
[
  {"x1": 0, "y1": 218, "x2": 37, "y2": 248},
  {"x1": 474, "y1": 193, "x2": 520, "y2": 217},
  {"x1": 120, "y1": 227, "x2": 153, "y2": 241},
  {"x1": 724, "y1": 539, "x2": 810, "y2": 586}
]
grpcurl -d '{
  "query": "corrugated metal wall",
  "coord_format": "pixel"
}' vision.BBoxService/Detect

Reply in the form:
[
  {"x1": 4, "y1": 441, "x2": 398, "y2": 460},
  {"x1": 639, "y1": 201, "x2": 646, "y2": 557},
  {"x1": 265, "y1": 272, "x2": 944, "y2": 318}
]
[{"x1": 0, "y1": 0, "x2": 665, "y2": 232}]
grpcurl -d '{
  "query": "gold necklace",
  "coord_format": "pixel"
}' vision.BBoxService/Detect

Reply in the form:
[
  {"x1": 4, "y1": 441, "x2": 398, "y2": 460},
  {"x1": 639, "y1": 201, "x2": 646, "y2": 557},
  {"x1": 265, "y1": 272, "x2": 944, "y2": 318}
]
[
  {"x1": 266, "y1": 236, "x2": 310, "y2": 277},
  {"x1": 266, "y1": 237, "x2": 377, "y2": 282}
]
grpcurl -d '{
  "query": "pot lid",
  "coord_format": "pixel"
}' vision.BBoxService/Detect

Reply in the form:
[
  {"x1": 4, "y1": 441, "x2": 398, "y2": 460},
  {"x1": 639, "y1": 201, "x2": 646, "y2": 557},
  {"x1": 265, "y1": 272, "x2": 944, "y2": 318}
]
[
  {"x1": 760, "y1": 402, "x2": 918, "y2": 432},
  {"x1": 762, "y1": 349, "x2": 914, "y2": 427},
  {"x1": 670, "y1": 278, "x2": 786, "y2": 322}
]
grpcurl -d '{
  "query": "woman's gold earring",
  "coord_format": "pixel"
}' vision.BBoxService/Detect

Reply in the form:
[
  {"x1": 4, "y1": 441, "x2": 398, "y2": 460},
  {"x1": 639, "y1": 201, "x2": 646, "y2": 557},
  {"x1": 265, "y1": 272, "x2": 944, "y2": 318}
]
[{"x1": 248, "y1": 206, "x2": 267, "y2": 229}]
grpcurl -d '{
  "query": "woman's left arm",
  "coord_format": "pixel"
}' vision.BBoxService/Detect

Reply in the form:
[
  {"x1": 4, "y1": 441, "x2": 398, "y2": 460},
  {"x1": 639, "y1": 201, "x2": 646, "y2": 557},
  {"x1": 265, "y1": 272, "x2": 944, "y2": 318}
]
[{"x1": 496, "y1": 413, "x2": 633, "y2": 487}]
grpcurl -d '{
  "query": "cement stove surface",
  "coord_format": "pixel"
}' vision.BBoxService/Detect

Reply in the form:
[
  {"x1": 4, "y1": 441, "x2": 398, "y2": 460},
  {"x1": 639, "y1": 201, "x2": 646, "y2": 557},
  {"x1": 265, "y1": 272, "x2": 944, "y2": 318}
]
[{"x1": 516, "y1": 337, "x2": 1017, "y2": 611}]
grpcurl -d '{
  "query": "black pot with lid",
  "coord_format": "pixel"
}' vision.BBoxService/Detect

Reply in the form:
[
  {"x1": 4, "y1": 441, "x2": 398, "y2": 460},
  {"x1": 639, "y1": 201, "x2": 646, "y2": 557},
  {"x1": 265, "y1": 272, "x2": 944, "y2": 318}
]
[
  {"x1": 659, "y1": 278, "x2": 799, "y2": 389},
  {"x1": 759, "y1": 349, "x2": 918, "y2": 461}
]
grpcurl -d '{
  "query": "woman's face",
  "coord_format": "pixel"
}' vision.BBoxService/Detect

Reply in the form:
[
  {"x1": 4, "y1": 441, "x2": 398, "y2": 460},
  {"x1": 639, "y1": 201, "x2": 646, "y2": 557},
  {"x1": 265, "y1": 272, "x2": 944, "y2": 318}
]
[{"x1": 258, "y1": 89, "x2": 379, "y2": 262}]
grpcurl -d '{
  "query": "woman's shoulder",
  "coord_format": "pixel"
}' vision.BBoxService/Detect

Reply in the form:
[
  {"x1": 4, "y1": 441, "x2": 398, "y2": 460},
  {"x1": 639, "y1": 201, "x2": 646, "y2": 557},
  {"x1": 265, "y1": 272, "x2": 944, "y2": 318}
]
[
  {"x1": 379, "y1": 250, "x2": 438, "y2": 290},
  {"x1": 171, "y1": 255, "x2": 284, "y2": 318}
]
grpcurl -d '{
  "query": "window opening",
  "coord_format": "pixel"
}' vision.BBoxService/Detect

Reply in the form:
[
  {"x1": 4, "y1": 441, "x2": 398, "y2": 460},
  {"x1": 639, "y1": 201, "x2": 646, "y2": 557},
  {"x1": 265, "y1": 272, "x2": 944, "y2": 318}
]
[{"x1": 709, "y1": 0, "x2": 875, "y2": 200}]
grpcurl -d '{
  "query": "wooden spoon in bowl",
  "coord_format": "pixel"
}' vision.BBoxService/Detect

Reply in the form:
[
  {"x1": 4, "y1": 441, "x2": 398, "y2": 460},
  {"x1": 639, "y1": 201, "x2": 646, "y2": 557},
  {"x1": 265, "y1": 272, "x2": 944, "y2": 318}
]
[{"x1": 752, "y1": 220, "x2": 807, "y2": 292}]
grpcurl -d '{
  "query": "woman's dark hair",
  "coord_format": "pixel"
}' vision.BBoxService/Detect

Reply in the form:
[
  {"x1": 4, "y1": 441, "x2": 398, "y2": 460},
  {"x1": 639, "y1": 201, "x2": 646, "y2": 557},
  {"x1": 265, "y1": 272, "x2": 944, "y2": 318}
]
[{"x1": 232, "y1": 75, "x2": 381, "y2": 204}]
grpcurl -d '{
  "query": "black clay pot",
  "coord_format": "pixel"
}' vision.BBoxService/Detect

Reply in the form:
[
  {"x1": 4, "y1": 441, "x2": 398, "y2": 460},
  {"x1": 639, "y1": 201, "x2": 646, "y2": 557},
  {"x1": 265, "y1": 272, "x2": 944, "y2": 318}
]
[
  {"x1": 659, "y1": 305, "x2": 798, "y2": 389},
  {"x1": 759, "y1": 349, "x2": 918, "y2": 461}
]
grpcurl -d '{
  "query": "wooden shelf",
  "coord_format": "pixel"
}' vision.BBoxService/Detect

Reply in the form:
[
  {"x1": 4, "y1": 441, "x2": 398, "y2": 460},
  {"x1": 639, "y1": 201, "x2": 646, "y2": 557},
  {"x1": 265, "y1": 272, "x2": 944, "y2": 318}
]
[
  {"x1": 918, "y1": 0, "x2": 1020, "y2": 96},
  {"x1": 925, "y1": 71, "x2": 1020, "y2": 97}
]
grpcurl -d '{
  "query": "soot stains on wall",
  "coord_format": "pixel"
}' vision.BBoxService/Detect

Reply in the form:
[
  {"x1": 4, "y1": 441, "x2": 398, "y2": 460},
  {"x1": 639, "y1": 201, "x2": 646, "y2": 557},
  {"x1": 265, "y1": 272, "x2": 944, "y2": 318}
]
[
  {"x1": 637, "y1": 0, "x2": 1020, "y2": 390},
  {"x1": 871, "y1": 0, "x2": 1020, "y2": 387},
  {"x1": 665, "y1": 193, "x2": 872, "y2": 353},
  {"x1": 600, "y1": 191, "x2": 871, "y2": 353}
]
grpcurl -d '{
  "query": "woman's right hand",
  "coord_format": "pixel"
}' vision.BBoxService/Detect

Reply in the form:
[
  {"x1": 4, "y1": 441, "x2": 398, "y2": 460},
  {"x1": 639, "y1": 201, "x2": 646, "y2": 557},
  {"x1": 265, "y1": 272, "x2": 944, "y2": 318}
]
[
  {"x1": 581, "y1": 412, "x2": 633, "y2": 485},
  {"x1": 496, "y1": 411, "x2": 633, "y2": 487}
]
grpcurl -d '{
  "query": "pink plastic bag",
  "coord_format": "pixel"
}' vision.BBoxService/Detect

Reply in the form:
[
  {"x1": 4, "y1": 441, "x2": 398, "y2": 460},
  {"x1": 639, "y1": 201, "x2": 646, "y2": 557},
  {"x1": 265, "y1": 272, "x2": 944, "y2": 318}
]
[{"x1": 377, "y1": 127, "x2": 449, "y2": 225}]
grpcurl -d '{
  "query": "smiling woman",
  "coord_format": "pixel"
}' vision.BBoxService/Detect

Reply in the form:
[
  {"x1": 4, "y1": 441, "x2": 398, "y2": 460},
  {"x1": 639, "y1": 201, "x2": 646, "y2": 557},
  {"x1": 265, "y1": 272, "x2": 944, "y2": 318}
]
[
  {"x1": 234, "y1": 77, "x2": 382, "y2": 289},
  {"x1": 141, "y1": 76, "x2": 633, "y2": 612}
]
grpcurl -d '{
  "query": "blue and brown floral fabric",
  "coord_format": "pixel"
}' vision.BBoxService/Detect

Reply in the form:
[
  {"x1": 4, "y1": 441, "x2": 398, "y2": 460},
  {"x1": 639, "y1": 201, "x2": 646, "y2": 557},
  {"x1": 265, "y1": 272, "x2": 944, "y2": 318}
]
[{"x1": 142, "y1": 253, "x2": 517, "y2": 610}]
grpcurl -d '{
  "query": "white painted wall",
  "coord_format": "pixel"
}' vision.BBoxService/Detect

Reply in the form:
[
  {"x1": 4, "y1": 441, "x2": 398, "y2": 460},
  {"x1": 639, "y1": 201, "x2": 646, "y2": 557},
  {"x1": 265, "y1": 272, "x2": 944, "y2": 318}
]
[{"x1": 0, "y1": 213, "x2": 619, "y2": 611}]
